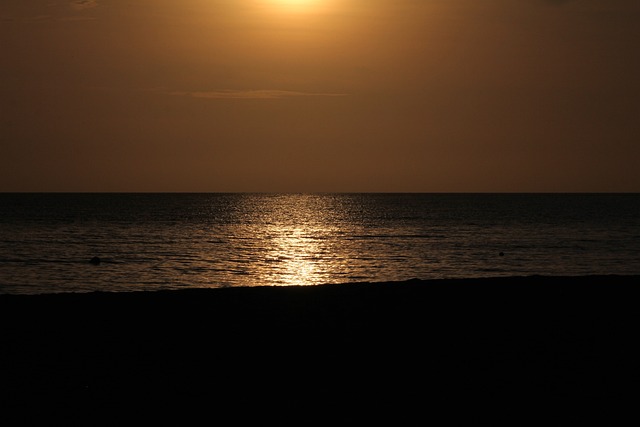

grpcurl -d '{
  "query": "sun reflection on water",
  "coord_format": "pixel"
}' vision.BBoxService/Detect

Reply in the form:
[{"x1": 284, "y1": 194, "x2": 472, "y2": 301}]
[
  {"x1": 241, "y1": 194, "x2": 347, "y2": 287},
  {"x1": 267, "y1": 227, "x2": 317, "y2": 285}
]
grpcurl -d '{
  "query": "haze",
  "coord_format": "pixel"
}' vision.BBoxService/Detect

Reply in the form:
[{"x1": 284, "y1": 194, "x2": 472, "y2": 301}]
[{"x1": 1, "y1": 0, "x2": 638, "y2": 192}]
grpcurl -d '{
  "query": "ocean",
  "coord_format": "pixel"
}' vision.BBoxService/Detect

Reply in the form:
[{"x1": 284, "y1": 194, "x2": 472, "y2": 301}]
[{"x1": 1, "y1": 193, "x2": 639, "y2": 294}]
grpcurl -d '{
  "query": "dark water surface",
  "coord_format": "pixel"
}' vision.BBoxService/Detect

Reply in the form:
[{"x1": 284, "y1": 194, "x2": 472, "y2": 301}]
[{"x1": 1, "y1": 193, "x2": 639, "y2": 294}]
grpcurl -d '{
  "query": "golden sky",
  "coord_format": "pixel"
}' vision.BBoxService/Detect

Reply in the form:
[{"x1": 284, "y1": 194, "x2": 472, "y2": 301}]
[{"x1": 1, "y1": 0, "x2": 639, "y2": 192}]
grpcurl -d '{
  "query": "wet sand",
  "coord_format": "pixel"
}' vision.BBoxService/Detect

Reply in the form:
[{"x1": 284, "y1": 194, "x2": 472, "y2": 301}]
[{"x1": 2, "y1": 275, "x2": 639, "y2": 424}]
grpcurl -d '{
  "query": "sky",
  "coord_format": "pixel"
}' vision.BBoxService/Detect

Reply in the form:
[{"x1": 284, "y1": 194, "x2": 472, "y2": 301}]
[{"x1": 1, "y1": 0, "x2": 639, "y2": 192}]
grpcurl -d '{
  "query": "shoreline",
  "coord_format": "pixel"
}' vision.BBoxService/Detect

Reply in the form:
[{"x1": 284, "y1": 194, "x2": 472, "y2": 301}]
[
  {"x1": 1, "y1": 272, "x2": 638, "y2": 296},
  {"x1": 2, "y1": 274, "x2": 638, "y2": 423}
]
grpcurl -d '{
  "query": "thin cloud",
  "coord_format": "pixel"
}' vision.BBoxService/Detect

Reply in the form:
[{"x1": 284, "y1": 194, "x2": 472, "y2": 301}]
[
  {"x1": 168, "y1": 89, "x2": 347, "y2": 100},
  {"x1": 70, "y1": 0, "x2": 98, "y2": 11},
  {"x1": 539, "y1": 0, "x2": 580, "y2": 5},
  {"x1": 60, "y1": 15, "x2": 97, "y2": 21},
  {"x1": 5, "y1": 1, "x2": 100, "y2": 22}
]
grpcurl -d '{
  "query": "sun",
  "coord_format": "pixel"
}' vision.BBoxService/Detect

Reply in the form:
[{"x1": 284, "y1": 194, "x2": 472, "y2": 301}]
[
  {"x1": 273, "y1": 0, "x2": 318, "y2": 5},
  {"x1": 256, "y1": 0, "x2": 324, "y2": 12}
]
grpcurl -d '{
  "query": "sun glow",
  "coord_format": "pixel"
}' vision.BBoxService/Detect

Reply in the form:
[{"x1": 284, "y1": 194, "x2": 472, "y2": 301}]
[
  {"x1": 276, "y1": 0, "x2": 317, "y2": 4},
  {"x1": 255, "y1": 0, "x2": 328, "y2": 14},
  {"x1": 269, "y1": 0, "x2": 319, "y2": 6}
]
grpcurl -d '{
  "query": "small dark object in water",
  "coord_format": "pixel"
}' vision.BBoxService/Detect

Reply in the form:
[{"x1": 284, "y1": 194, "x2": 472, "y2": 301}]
[
  {"x1": 89, "y1": 256, "x2": 101, "y2": 265},
  {"x1": 499, "y1": 252, "x2": 505, "y2": 257}
]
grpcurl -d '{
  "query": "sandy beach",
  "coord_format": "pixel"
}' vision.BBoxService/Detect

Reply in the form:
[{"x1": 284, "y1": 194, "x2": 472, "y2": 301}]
[{"x1": 2, "y1": 275, "x2": 639, "y2": 424}]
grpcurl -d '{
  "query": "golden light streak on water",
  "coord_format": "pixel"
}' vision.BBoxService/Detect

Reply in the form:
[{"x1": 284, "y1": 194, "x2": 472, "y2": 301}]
[
  {"x1": 267, "y1": 226, "x2": 318, "y2": 285},
  {"x1": 244, "y1": 193, "x2": 346, "y2": 287}
]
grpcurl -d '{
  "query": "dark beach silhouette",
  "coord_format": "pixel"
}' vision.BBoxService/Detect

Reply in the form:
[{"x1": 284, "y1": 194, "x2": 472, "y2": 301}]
[{"x1": 1, "y1": 275, "x2": 637, "y2": 424}]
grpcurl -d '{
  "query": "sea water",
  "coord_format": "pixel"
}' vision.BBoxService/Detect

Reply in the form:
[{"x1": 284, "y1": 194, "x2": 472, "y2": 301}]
[{"x1": 1, "y1": 193, "x2": 639, "y2": 294}]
